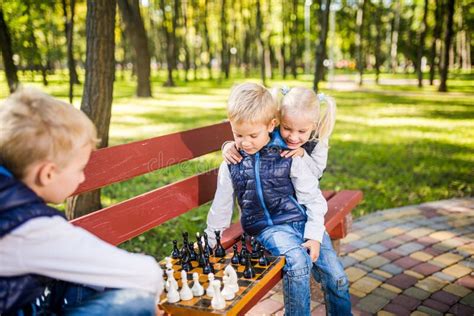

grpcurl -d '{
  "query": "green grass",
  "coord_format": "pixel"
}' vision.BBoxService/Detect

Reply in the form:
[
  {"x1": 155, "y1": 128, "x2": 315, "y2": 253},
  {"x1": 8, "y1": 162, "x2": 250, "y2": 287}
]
[{"x1": 1, "y1": 70, "x2": 473, "y2": 259}]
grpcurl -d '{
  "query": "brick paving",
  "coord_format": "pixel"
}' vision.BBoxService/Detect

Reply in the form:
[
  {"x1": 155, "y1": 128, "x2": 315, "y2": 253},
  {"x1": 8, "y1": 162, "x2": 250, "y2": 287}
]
[{"x1": 246, "y1": 198, "x2": 474, "y2": 315}]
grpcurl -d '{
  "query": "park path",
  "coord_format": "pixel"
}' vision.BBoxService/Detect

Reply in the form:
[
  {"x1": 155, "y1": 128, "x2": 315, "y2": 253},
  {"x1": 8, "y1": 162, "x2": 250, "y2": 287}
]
[{"x1": 247, "y1": 198, "x2": 474, "y2": 315}]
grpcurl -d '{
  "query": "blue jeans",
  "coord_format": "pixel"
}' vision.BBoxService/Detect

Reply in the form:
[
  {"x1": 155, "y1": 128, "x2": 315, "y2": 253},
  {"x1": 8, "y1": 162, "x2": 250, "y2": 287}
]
[{"x1": 257, "y1": 221, "x2": 352, "y2": 316}]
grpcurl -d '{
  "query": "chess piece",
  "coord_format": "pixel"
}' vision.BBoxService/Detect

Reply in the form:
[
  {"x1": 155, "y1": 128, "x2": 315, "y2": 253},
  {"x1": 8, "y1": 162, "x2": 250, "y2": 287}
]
[
  {"x1": 214, "y1": 230, "x2": 226, "y2": 257},
  {"x1": 165, "y1": 257, "x2": 173, "y2": 270},
  {"x1": 203, "y1": 232, "x2": 213, "y2": 256},
  {"x1": 196, "y1": 233, "x2": 206, "y2": 267},
  {"x1": 179, "y1": 270, "x2": 193, "y2": 301},
  {"x1": 211, "y1": 280, "x2": 226, "y2": 309},
  {"x1": 202, "y1": 253, "x2": 214, "y2": 274},
  {"x1": 231, "y1": 244, "x2": 240, "y2": 265},
  {"x1": 251, "y1": 237, "x2": 260, "y2": 259},
  {"x1": 221, "y1": 275, "x2": 235, "y2": 300},
  {"x1": 166, "y1": 269, "x2": 178, "y2": 291},
  {"x1": 224, "y1": 265, "x2": 239, "y2": 293},
  {"x1": 166, "y1": 279, "x2": 180, "y2": 303},
  {"x1": 243, "y1": 253, "x2": 256, "y2": 279},
  {"x1": 191, "y1": 272, "x2": 204, "y2": 296},
  {"x1": 180, "y1": 246, "x2": 192, "y2": 272},
  {"x1": 239, "y1": 234, "x2": 249, "y2": 264},
  {"x1": 181, "y1": 232, "x2": 189, "y2": 254},
  {"x1": 171, "y1": 240, "x2": 180, "y2": 259},
  {"x1": 258, "y1": 249, "x2": 269, "y2": 266},
  {"x1": 206, "y1": 273, "x2": 215, "y2": 297}
]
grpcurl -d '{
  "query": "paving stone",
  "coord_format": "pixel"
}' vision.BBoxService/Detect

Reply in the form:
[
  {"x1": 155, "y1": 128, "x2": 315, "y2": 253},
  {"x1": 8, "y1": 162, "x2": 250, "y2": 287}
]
[
  {"x1": 341, "y1": 255, "x2": 359, "y2": 268},
  {"x1": 410, "y1": 251, "x2": 433, "y2": 262},
  {"x1": 343, "y1": 232, "x2": 361, "y2": 243},
  {"x1": 381, "y1": 239, "x2": 404, "y2": 250},
  {"x1": 416, "y1": 236, "x2": 438, "y2": 247},
  {"x1": 416, "y1": 305, "x2": 442, "y2": 315},
  {"x1": 354, "y1": 263, "x2": 373, "y2": 273},
  {"x1": 422, "y1": 298, "x2": 450, "y2": 313},
  {"x1": 368, "y1": 244, "x2": 388, "y2": 254},
  {"x1": 448, "y1": 303, "x2": 474, "y2": 315},
  {"x1": 432, "y1": 271, "x2": 456, "y2": 282},
  {"x1": 458, "y1": 259, "x2": 474, "y2": 270},
  {"x1": 349, "y1": 253, "x2": 367, "y2": 262},
  {"x1": 429, "y1": 231, "x2": 457, "y2": 241},
  {"x1": 415, "y1": 276, "x2": 448, "y2": 293},
  {"x1": 352, "y1": 276, "x2": 382, "y2": 294},
  {"x1": 379, "y1": 263, "x2": 403, "y2": 275},
  {"x1": 383, "y1": 303, "x2": 411, "y2": 315},
  {"x1": 432, "y1": 241, "x2": 458, "y2": 252},
  {"x1": 380, "y1": 251, "x2": 403, "y2": 261},
  {"x1": 377, "y1": 311, "x2": 395, "y2": 316},
  {"x1": 455, "y1": 275, "x2": 474, "y2": 290},
  {"x1": 349, "y1": 287, "x2": 367, "y2": 298},
  {"x1": 365, "y1": 232, "x2": 392, "y2": 244},
  {"x1": 407, "y1": 228, "x2": 433, "y2": 239},
  {"x1": 442, "y1": 264, "x2": 471, "y2": 279},
  {"x1": 386, "y1": 274, "x2": 418, "y2": 290},
  {"x1": 409, "y1": 311, "x2": 429, "y2": 316},
  {"x1": 351, "y1": 240, "x2": 371, "y2": 249},
  {"x1": 354, "y1": 248, "x2": 378, "y2": 260},
  {"x1": 397, "y1": 234, "x2": 417, "y2": 242},
  {"x1": 443, "y1": 283, "x2": 472, "y2": 298},
  {"x1": 246, "y1": 298, "x2": 283, "y2": 315},
  {"x1": 393, "y1": 243, "x2": 425, "y2": 256},
  {"x1": 381, "y1": 283, "x2": 402, "y2": 294},
  {"x1": 432, "y1": 253, "x2": 463, "y2": 266},
  {"x1": 373, "y1": 269, "x2": 393, "y2": 279},
  {"x1": 393, "y1": 257, "x2": 422, "y2": 269},
  {"x1": 411, "y1": 262, "x2": 442, "y2": 276},
  {"x1": 430, "y1": 290, "x2": 460, "y2": 306},
  {"x1": 423, "y1": 247, "x2": 443, "y2": 257},
  {"x1": 350, "y1": 294, "x2": 361, "y2": 306},
  {"x1": 363, "y1": 256, "x2": 391, "y2": 269},
  {"x1": 457, "y1": 243, "x2": 474, "y2": 256},
  {"x1": 373, "y1": 287, "x2": 399, "y2": 300},
  {"x1": 356, "y1": 294, "x2": 390, "y2": 314},
  {"x1": 346, "y1": 267, "x2": 367, "y2": 282},
  {"x1": 404, "y1": 270, "x2": 424, "y2": 280},
  {"x1": 386, "y1": 227, "x2": 407, "y2": 236},
  {"x1": 460, "y1": 291, "x2": 474, "y2": 307},
  {"x1": 391, "y1": 294, "x2": 421, "y2": 311},
  {"x1": 368, "y1": 272, "x2": 388, "y2": 282},
  {"x1": 404, "y1": 287, "x2": 431, "y2": 300}
]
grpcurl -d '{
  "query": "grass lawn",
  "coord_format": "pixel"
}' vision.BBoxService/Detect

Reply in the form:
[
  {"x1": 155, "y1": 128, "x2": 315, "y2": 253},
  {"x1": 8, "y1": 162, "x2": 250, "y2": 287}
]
[{"x1": 1, "y1": 71, "x2": 472, "y2": 258}]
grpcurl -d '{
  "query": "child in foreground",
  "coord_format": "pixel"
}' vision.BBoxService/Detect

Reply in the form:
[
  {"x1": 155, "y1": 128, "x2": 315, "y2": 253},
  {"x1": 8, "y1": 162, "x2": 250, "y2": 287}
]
[
  {"x1": 205, "y1": 83, "x2": 351, "y2": 315},
  {"x1": 0, "y1": 88, "x2": 163, "y2": 315}
]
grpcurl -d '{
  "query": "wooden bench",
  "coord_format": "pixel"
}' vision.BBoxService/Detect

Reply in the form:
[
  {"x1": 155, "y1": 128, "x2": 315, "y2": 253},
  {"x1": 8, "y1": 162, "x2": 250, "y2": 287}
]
[{"x1": 70, "y1": 121, "x2": 363, "y2": 315}]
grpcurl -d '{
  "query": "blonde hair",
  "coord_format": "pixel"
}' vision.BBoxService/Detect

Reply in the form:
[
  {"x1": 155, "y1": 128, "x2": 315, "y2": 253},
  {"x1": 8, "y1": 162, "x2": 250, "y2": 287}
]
[
  {"x1": 0, "y1": 87, "x2": 98, "y2": 179},
  {"x1": 227, "y1": 82, "x2": 278, "y2": 125},
  {"x1": 280, "y1": 87, "x2": 336, "y2": 141}
]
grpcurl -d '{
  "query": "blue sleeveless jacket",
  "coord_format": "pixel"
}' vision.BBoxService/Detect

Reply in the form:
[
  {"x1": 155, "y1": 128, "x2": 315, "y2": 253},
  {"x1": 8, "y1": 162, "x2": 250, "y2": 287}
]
[
  {"x1": 228, "y1": 131, "x2": 307, "y2": 235},
  {"x1": 0, "y1": 166, "x2": 65, "y2": 314}
]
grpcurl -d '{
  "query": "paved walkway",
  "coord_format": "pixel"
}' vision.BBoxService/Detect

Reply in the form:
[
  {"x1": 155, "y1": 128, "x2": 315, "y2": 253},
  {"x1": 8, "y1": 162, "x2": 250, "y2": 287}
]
[{"x1": 247, "y1": 198, "x2": 474, "y2": 315}]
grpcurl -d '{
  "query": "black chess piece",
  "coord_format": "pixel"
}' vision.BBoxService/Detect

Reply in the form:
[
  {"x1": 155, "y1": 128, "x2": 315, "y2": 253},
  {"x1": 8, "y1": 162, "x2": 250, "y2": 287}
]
[
  {"x1": 203, "y1": 232, "x2": 213, "y2": 256},
  {"x1": 171, "y1": 240, "x2": 180, "y2": 259},
  {"x1": 239, "y1": 234, "x2": 249, "y2": 265},
  {"x1": 258, "y1": 249, "x2": 269, "y2": 266},
  {"x1": 243, "y1": 253, "x2": 256, "y2": 279},
  {"x1": 231, "y1": 244, "x2": 240, "y2": 265},
  {"x1": 202, "y1": 253, "x2": 214, "y2": 274},
  {"x1": 251, "y1": 237, "x2": 260, "y2": 259},
  {"x1": 180, "y1": 247, "x2": 192, "y2": 272},
  {"x1": 214, "y1": 230, "x2": 226, "y2": 258},
  {"x1": 181, "y1": 232, "x2": 189, "y2": 254},
  {"x1": 196, "y1": 233, "x2": 205, "y2": 267},
  {"x1": 188, "y1": 241, "x2": 197, "y2": 261}
]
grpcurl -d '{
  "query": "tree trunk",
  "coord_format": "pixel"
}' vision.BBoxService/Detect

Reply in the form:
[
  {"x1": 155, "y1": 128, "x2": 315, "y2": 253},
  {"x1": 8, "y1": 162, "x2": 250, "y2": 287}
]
[
  {"x1": 220, "y1": 0, "x2": 229, "y2": 79},
  {"x1": 256, "y1": 0, "x2": 266, "y2": 86},
  {"x1": 182, "y1": 0, "x2": 190, "y2": 81},
  {"x1": 0, "y1": 8, "x2": 19, "y2": 93},
  {"x1": 67, "y1": 0, "x2": 116, "y2": 219},
  {"x1": 118, "y1": 0, "x2": 152, "y2": 97},
  {"x1": 290, "y1": 0, "x2": 298, "y2": 78},
  {"x1": 390, "y1": 0, "x2": 400, "y2": 72},
  {"x1": 62, "y1": 0, "x2": 80, "y2": 104},
  {"x1": 438, "y1": 0, "x2": 455, "y2": 92},
  {"x1": 429, "y1": 0, "x2": 442, "y2": 85},
  {"x1": 374, "y1": 1, "x2": 383, "y2": 84},
  {"x1": 204, "y1": 0, "x2": 213, "y2": 79},
  {"x1": 313, "y1": 0, "x2": 331, "y2": 92},
  {"x1": 355, "y1": 0, "x2": 368, "y2": 86},
  {"x1": 161, "y1": 0, "x2": 175, "y2": 86},
  {"x1": 416, "y1": 0, "x2": 429, "y2": 87}
]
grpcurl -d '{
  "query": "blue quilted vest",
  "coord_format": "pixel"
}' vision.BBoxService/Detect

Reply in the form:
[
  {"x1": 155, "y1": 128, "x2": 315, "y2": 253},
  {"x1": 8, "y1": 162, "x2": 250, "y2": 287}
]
[
  {"x1": 228, "y1": 130, "x2": 307, "y2": 235},
  {"x1": 0, "y1": 166, "x2": 65, "y2": 314}
]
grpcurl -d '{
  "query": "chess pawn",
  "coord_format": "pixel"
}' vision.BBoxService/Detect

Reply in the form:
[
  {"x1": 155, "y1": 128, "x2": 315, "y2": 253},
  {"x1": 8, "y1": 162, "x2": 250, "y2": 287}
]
[
  {"x1": 239, "y1": 235, "x2": 249, "y2": 264},
  {"x1": 251, "y1": 237, "x2": 260, "y2": 259},
  {"x1": 243, "y1": 253, "x2": 256, "y2": 279},
  {"x1": 179, "y1": 270, "x2": 193, "y2": 301},
  {"x1": 203, "y1": 232, "x2": 213, "y2": 256},
  {"x1": 202, "y1": 253, "x2": 214, "y2": 274},
  {"x1": 166, "y1": 269, "x2": 178, "y2": 291},
  {"x1": 258, "y1": 249, "x2": 269, "y2": 266},
  {"x1": 211, "y1": 280, "x2": 226, "y2": 310},
  {"x1": 165, "y1": 257, "x2": 173, "y2": 270},
  {"x1": 171, "y1": 240, "x2": 180, "y2": 259},
  {"x1": 231, "y1": 244, "x2": 240, "y2": 265},
  {"x1": 214, "y1": 230, "x2": 226, "y2": 258},
  {"x1": 221, "y1": 276, "x2": 235, "y2": 300},
  {"x1": 224, "y1": 265, "x2": 239, "y2": 293},
  {"x1": 167, "y1": 279, "x2": 180, "y2": 303},
  {"x1": 206, "y1": 273, "x2": 216, "y2": 297},
  {"x1": 191, "y1": 272, "x2": 204, "y2": 296}
]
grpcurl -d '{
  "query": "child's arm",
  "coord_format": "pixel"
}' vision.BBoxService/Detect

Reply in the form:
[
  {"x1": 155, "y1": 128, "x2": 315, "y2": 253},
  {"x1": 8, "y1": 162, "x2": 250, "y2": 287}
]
[
  {"x1": 204, "y1": 161, "x2": 235, "y2": 247},
  {"x1": 222, "y1": 141, "x2": 242, "y2": 164},
  {"x1": 0, "y1": 216, "x2": 163, "y2": 297},
  {"x1": 300, "y1": 138, "x2": 329, "y2": 180}
]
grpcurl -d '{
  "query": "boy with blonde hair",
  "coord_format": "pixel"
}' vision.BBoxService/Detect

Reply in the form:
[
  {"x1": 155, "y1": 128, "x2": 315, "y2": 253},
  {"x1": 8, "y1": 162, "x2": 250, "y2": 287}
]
[
  {"x1": 205, "y1": 82, "x2": 351, "y2": 315},
  {"x1": 0, "y1": 88, "x2": 163, "y2": 315}
]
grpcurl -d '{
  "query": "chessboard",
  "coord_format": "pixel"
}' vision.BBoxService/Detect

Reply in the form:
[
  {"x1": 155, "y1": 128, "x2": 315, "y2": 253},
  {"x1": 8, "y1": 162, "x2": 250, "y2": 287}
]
[{"x1": 158, "y1": 252, "x2": 285, "y2": 316}]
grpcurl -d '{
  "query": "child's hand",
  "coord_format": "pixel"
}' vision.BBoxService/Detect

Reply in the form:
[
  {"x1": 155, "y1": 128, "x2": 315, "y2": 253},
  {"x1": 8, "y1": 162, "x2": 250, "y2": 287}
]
[
  {"x1": 302, "y1": 239, "x2": 321, "y2": 262},
  {"x1": 223, "y1": 141, "x2": 242, "y2": 164},
  {"x1": 281, "y1": 147, "x2": 305, "y2": 158}
]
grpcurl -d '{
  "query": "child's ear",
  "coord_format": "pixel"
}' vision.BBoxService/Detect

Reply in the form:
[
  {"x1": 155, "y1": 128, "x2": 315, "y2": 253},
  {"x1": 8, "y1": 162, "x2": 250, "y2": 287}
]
[
  {"x1": 267, "y1": 118, "x2": 277, "y2": 132},
  {"x1": 36, "y1": 162, "x2": 57, "y2": 187}
]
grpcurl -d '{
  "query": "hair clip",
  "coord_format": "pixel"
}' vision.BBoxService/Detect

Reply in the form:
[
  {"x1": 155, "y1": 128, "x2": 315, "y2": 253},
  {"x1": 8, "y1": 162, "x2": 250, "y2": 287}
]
[
  {"x1": 281, "y1": 86, "x2": 290, "y2": 96},
  {"x1": 317, "y1": 93, "x2": 326, "y2": 103}
]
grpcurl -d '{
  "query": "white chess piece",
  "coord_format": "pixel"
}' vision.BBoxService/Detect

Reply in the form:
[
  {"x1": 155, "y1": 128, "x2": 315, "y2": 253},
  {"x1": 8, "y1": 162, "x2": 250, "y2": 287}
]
[
  {"x1": 221, "y1": 275, "x2": 235, "y2": 300},
  {"x1": 206, "y1": 273, "x2": 215, "y2": 297},
  {"x1": 211, "y1": 280, "x2": 226, "y2": 310},
  {"x1": 179, "y1": 270, "x2": 193, "y2": 301},
  {"x1": 166, "y1": 279, "x2": 180, "y2": 303},
  {"x1": 191, "y1": 272, "x2": 204, "y2": 296},
  {"x1": 224, "y1": 265, "x2": 239, "y2": 293},
  {"x1": 165, "y1": 257, "x2": 173, "y2": 270},
  {"x1": 166, "y1": 269, "x2": 178, "y2": 291}
]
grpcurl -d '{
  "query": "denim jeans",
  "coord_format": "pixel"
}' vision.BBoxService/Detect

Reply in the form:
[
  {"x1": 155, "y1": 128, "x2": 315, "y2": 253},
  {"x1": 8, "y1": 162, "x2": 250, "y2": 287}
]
[{"x1": 257, "y1": 221, "x2": 352, "y2": 316}]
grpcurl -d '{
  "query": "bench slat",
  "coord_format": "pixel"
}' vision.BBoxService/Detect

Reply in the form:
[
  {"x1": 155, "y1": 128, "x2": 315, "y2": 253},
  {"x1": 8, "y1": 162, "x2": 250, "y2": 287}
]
[
  {"x1": 74, "y1": 122, "x2": 232, "y2": 195},
  {"x1": 71, "y1": 170, "x2": 219, "y2": 245}
]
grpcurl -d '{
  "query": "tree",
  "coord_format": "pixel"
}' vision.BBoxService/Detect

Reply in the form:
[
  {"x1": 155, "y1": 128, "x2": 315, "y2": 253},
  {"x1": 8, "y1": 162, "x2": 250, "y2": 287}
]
[
  {"x1": 438, "y1": 0, "x2": 455, "y2": 92},
  {"x1": 0, "y1": 8, "x2": 19, "y2": 93},
  {"x1": 118, "y1": 0, "x2": 152, "y2": 97},
  {"x1": 313, "y1": 0, "x2": 331, "y2": 92},
  {"x1": 429, "y1": 0, "x2": 442, "y2": 85},
  {"x1": 220, "y1": 0, "x2": 230, "y2": 79},
  {"x1": 416, "y1": 0, "x2": 429, "y2": 87},
  {"x1": 256, "y1": 0, "x2": 266, "y2": 86},
  {"x1": 390, "y1": 0, "x2": 401, "y2": 72},
  {"x1": 67, "y1": 0, "x2": 116, "y2": 219},
  {"x1": 161, "y1": 0, "x2": 176, "y2": 86},
  {"x1": 62, "y1": 0, "x2": 80, "y2": 104},
  {"x1": 355, "y1": 0, "x2": 368, "y2": 85}
]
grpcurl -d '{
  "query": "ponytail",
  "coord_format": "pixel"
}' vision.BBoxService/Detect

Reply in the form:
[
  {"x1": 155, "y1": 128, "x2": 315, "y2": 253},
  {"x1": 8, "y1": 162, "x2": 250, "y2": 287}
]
[{"x1": 314, "y1": 94, "x2": 336, "y2": 141}]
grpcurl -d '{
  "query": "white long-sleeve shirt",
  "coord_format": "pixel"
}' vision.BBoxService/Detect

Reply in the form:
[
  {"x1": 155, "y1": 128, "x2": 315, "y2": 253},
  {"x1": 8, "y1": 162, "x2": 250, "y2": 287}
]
[
  {"x1": 301, "y1": 138, "x2": 329, "y2": 180},
  {"x1": 0, "y1": 216, "x2": 163, "y2": 296},
  {"x1": 205, "y1": 157, "x2": 328, "y2": 246}
]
